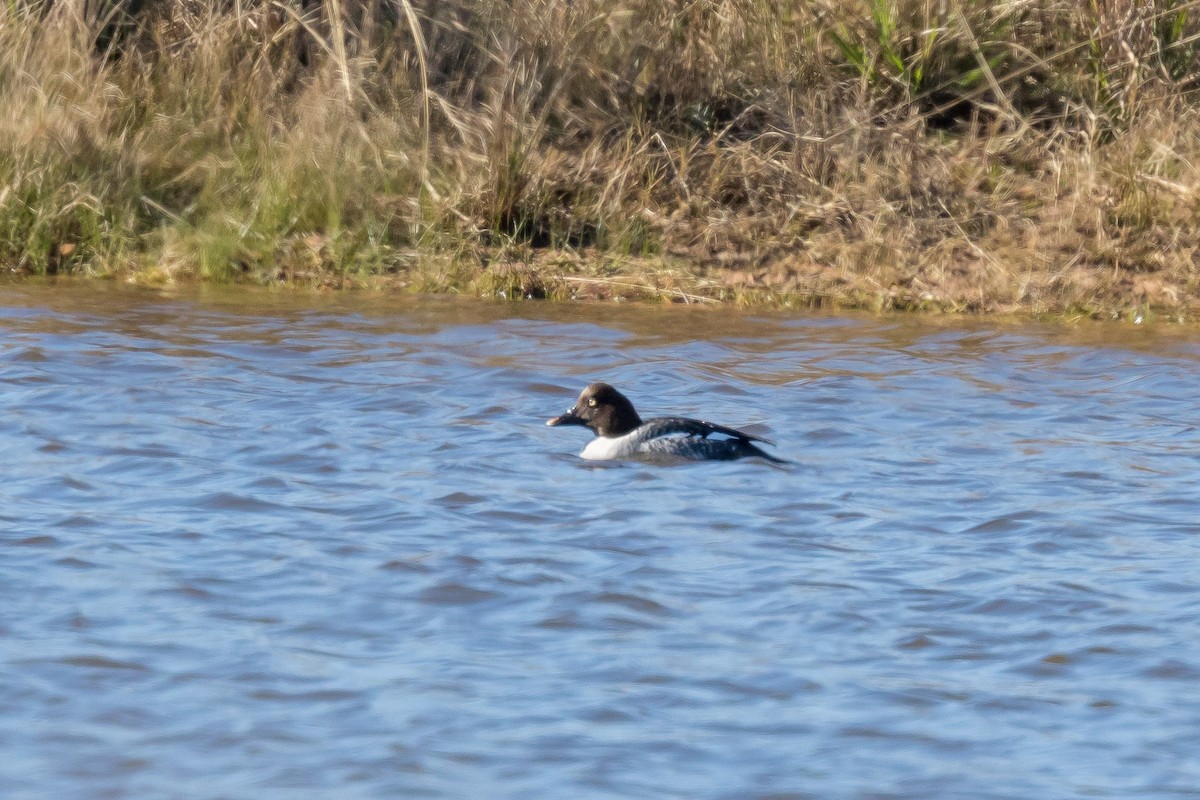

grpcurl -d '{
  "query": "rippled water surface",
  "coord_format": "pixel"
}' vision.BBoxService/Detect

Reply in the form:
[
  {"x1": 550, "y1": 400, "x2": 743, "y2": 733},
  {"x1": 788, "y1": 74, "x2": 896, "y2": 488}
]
[{"x1": 3, "y1": 283, "x2": 1200, "y2": 799}]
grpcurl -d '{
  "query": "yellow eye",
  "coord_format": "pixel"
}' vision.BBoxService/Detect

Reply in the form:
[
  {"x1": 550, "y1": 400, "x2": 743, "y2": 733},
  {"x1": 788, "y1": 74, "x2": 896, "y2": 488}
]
[{"x1": 587, "y1": 397, "x2": 597, "y2": 407}]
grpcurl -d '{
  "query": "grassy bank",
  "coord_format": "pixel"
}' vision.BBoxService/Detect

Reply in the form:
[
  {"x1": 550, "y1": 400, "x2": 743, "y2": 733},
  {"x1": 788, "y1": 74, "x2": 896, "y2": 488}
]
[{"x1": 3, "y1": 0, "x2": 1200, "y2": 317}]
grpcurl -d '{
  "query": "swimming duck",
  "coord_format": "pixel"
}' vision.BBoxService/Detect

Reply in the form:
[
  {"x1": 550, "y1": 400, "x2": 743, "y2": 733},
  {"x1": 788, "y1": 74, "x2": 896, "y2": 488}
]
[{"x1": 547, "y1": 382, "x2": 785, "y2": 463}]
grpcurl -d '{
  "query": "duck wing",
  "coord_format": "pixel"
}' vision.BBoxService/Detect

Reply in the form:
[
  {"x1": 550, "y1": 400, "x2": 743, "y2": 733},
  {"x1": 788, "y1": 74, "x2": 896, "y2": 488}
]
[{"x1": 639, "y1": 416, "x2": 775, "y2": 446}]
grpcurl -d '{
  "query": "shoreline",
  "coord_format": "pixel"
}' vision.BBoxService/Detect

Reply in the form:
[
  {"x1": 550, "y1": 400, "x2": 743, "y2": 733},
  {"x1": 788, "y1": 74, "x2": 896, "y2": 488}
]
[
  {"x1": 5, "y1": 254, "x2": 1192, "y2": 326},
  {"x1": 79, "y1": 242, "x2": 1200, "y2": 323}
]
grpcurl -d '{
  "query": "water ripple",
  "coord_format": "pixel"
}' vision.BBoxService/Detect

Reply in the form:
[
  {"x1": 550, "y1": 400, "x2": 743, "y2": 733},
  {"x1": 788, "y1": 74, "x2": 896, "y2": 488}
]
[{"x1": 1, "y1": 285, "x2": 1199, "y2": 799}]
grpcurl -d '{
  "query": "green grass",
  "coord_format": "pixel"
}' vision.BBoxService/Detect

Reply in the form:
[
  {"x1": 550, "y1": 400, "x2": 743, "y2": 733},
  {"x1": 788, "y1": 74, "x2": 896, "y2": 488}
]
[{"x1": 3, "y1": 0, "x2": 1200, "y2": 317}]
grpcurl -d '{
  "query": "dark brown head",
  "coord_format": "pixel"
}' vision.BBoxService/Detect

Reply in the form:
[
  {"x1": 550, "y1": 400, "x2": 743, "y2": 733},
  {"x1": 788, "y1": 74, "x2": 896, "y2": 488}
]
[{"x1": 546, "y1": 382, "x2": 643, "y2": 437}]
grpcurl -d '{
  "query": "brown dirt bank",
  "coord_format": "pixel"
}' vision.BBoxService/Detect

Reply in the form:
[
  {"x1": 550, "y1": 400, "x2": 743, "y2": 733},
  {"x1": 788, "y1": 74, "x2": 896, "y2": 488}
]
[{"x1": 172, "y1": 237, "x2": 1199, "y2": 322}]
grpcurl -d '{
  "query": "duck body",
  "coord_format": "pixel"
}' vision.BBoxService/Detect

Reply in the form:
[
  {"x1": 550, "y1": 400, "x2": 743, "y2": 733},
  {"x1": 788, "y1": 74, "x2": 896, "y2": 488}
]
[{"x1": 547, "y1": 382, "x2": 786, "y2": 464}]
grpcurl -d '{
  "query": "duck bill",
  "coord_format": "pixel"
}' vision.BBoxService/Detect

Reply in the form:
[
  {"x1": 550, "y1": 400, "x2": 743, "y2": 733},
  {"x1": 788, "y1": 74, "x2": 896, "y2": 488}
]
[{"x1": 546, "y1": 409, "x2": 586, "y2": 427}]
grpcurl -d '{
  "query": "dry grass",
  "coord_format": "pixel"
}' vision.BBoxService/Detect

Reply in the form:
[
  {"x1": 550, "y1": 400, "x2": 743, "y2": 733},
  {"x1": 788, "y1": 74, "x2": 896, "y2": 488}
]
[{"x1": 3, "y1": 0, "x2": 1200, "y2": 317}]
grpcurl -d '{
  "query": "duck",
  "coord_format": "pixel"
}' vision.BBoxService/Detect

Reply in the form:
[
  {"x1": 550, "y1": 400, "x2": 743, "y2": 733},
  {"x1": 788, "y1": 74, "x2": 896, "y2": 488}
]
[{"x1": 546, "y1": 382, "x2": 786, "y2": 463}]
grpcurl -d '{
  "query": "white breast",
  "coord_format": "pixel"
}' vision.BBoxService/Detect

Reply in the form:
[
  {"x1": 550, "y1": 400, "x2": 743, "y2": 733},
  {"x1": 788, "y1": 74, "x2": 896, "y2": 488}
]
[{"x1": 579, "y1": 431, "x2": 642, "y2": 460}]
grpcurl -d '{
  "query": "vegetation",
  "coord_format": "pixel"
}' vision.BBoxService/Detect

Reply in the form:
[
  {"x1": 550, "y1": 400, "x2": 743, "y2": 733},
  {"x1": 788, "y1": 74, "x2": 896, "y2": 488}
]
[{"x1": 4, "y1": 0, "x2": 1200, "y2": 317}]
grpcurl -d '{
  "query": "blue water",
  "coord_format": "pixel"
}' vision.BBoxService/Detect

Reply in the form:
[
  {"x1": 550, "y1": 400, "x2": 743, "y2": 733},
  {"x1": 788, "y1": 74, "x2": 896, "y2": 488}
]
[{"x1": 2, "y1": 283, "x2": 1199, "y2": 799}]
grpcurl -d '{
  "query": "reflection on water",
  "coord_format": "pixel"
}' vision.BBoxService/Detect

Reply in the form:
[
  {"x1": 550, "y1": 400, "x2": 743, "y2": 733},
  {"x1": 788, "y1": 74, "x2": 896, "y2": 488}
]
[{"x1": 2, "y1": 282, "x2": 1200, "y2": 799}]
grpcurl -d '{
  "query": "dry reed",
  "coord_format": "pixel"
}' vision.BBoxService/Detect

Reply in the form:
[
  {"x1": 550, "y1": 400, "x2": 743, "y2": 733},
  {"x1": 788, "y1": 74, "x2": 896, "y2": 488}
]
[{"x1": 3, "y1": 0, "x2": 1200, "y2": 317}]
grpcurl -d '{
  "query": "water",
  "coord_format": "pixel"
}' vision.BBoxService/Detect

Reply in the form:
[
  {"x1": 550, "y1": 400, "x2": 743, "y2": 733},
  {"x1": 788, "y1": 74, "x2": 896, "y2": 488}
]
[{"x1": 2, "y1": 283, "x2": 1199, "y2": 799}]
